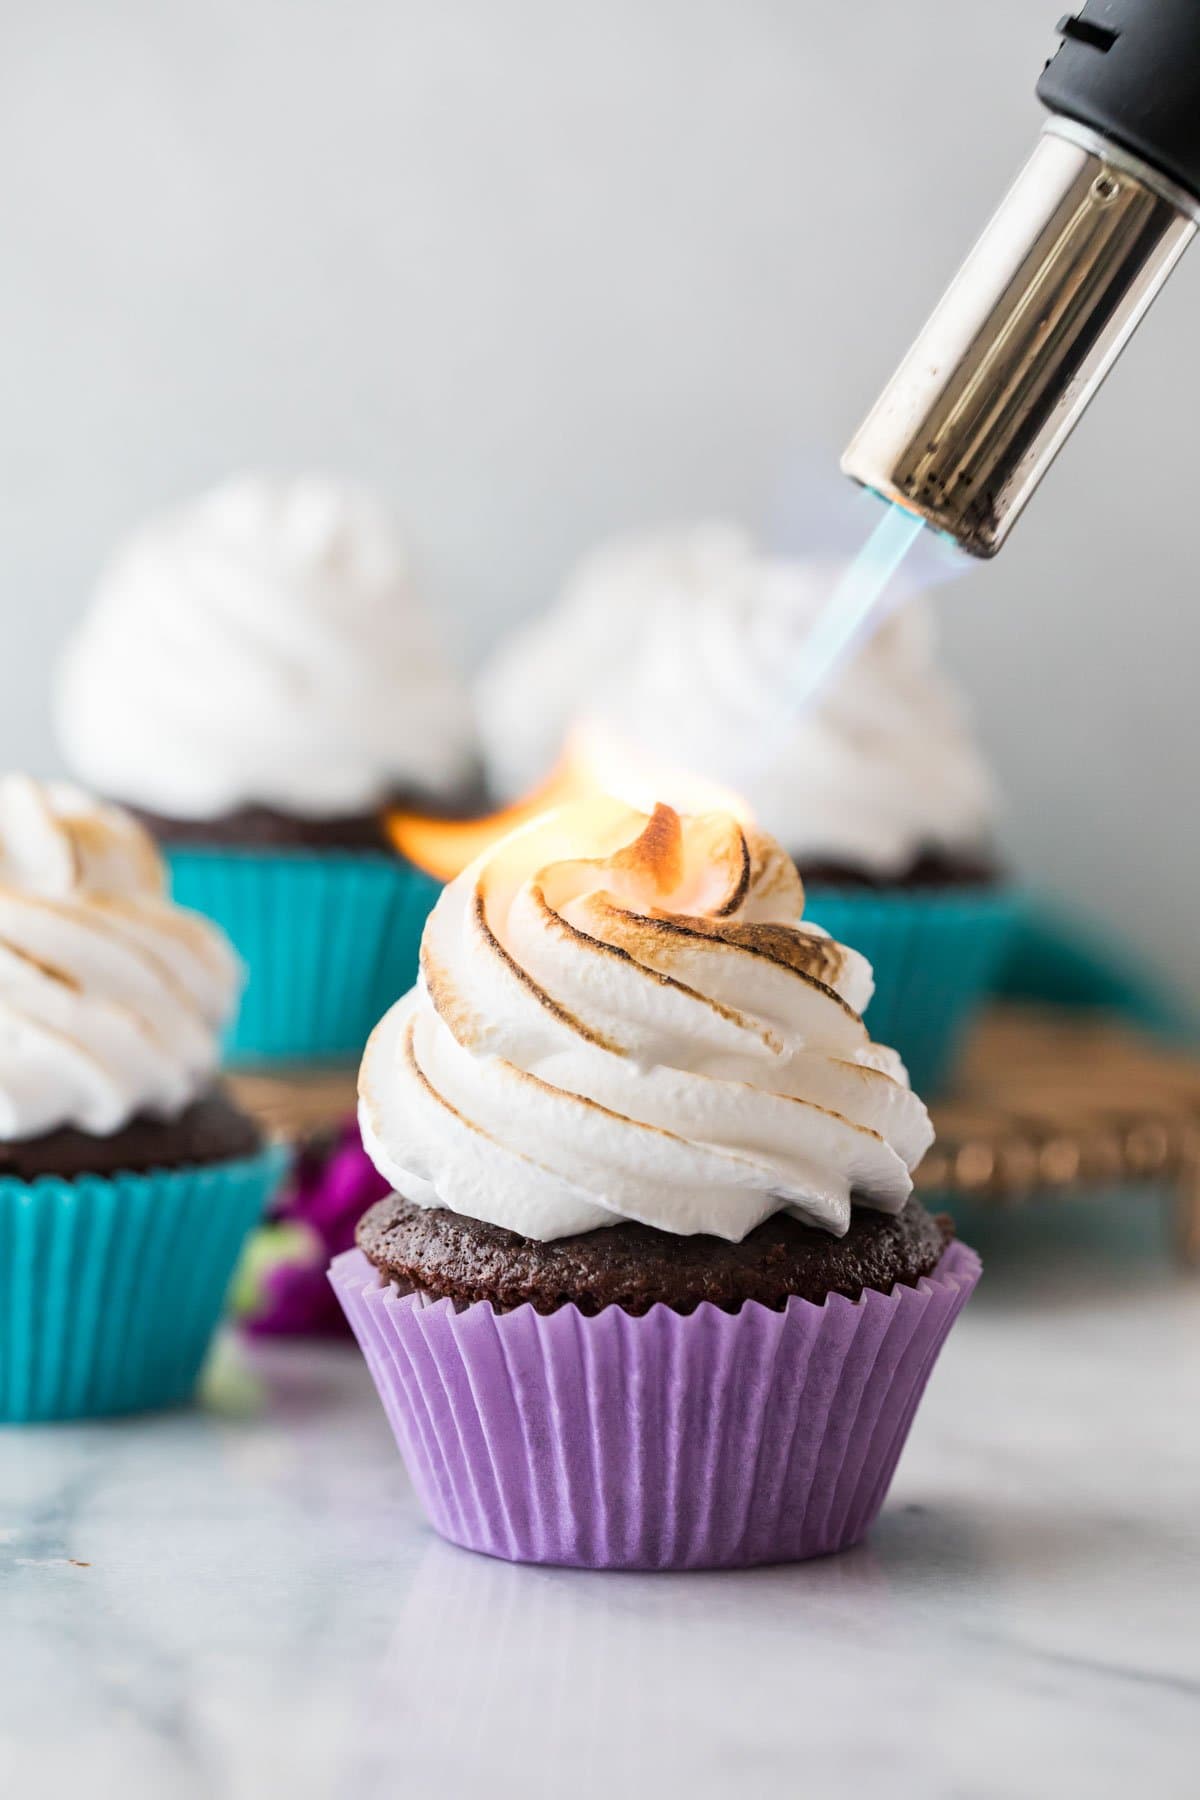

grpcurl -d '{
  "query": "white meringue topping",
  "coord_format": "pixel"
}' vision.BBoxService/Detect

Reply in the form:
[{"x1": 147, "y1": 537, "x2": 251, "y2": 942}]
[
  {"x1": 359, "y1": 800, "x2": 933, "y2": 1242},
  {"x1": 475, "y1": 524, "x2": 994, "y2": 876},
  {"x1": 0, "y1": 777, "x2": 241, "y2": 1141},
  {"x1": 55, "y1": 475, "x2": 476, "y2": 820}
]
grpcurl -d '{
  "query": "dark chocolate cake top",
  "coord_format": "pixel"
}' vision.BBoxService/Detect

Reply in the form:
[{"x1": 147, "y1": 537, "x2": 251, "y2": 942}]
[{"x1": 358, "y1": 1193, "x2": 952, "y2": 1317}]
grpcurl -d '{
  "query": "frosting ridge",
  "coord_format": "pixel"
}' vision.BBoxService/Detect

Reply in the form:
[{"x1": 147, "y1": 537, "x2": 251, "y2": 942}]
[{"x1": 0, "y1": 777, "x2": 240, "y2": 1140}]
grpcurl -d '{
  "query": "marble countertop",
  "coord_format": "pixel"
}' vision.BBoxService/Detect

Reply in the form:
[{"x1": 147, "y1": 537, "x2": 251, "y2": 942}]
[{"x1": 3, "y1": 1196, "x2": 1197, "y2": 1800}]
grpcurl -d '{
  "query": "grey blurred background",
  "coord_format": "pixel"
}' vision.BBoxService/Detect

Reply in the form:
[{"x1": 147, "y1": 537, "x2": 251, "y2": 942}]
[{"x1": 1, "y1": 1, "x2": 1196, "y2": 997}]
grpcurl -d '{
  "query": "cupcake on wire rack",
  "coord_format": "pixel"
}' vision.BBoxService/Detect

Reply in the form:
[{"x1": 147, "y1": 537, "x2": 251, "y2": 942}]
[
  {"x1": 55, "y1": 475, "x2": 478, "y2": 1064},
  {"x1": 0, "y1": 776, "x2": 285, "y2": 1421},
  {"x1": 331, "y1": 796, "x2": 980, "y2": 1569},
  {"x1": 475, "y1": 523, "x2": 1019, "y2": 1092}
]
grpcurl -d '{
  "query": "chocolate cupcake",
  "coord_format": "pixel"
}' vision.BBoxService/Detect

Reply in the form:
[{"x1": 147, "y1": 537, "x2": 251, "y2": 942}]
[
  {"x1": 475, "y1": 523, "x2": 1019, "y2": 1089},
  {"x1": 357, "y1": 1191, "x2": 953, "y2": 1314},
  {"x1": 0, "y1": 1088, "x2": 260, "y2": 1181},
  {"x1": 333, "y1": 798, "x2": 979, "y2": 1568},
  {"x1": 54, "y1": 475, "x2": 478, "y2": 1062},
  {"x1": 0, "y1": 777, "x2": 285, "y2": 1420}
]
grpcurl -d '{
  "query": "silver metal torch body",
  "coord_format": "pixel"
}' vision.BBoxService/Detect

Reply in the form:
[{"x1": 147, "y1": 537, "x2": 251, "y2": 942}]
[{"x1": 842, "y1": 120, "x2": 1199, "y2": 558}]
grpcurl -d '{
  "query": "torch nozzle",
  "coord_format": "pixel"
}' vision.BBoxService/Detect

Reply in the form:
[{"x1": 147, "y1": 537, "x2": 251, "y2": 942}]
[{"x1": 842, "y1": 121, "x2": 1197, "y2": 557}]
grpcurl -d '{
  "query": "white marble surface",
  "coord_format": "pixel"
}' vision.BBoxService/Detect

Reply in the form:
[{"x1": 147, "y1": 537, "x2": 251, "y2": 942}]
[{"x1": 2, "y1": 1198, "x2": 1198, "y2": 1800}]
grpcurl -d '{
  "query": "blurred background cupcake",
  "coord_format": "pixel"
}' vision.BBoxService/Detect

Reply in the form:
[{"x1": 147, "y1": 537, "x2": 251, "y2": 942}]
[
  {"x1": 0, "y1": 775, "x2": 284, "y2": 1420},
  {"x1": 55, "y1": 474, "x2": 478, "y2": 1064},
  {"x1": 476, "y1": 522, "x2": 1020, "y2": 1091}
]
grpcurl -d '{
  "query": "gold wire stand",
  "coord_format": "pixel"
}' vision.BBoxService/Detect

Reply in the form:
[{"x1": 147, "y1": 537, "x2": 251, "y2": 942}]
[
  {"x1": 227, "y1": 1008, "x2": 1200, "y2": 1267},
  {"x1": 918, "y1": 1006, "x2": 1200, "y2": 1264},
  {"x1": 227, "y1": 1066, "x2": 359, "y2": 1144}
]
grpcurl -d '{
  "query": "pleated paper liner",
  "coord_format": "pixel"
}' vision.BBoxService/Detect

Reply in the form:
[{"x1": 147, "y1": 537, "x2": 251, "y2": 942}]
[
  {"x1": 803, "y1": 885, "x2": 1021, "y2": 1094},
  {"x1": 168, "y1": 848, "x2": 441, "y2": 1064},
  {"x1": 330, "y1": 1238, "x2": 980, "y2": 1570},
  {"x1": 0, "y1": 1144, "x2": 287, "y2": 1422}
]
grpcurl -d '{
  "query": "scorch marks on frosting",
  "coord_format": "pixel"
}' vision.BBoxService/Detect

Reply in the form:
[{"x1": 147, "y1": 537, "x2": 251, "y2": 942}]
[
  {"x1": 466, "y1": 885, "x2": 624, "y2": 1054},
  {"x1": 420, "y1": 949, "x2": 486, "y2": 1053},
  {"x1": 360, "y1": 799, "x2": 935, "y2": 1243},
  {"x1": 0, "y1": 934, "x2": 81, "y2": 991},
  {"x1": 578, "y1": 901, "x2": 859, "y2": 1020},
  {"x1": 611, "y1": 802, "x2": 685, "y2": 893},
  {"x1": 399, "y1": 1010, "x2": 482, "y2": 1137},
  {"x1": 526, "y1": 886, "x2": 783, "y2": 1057}
]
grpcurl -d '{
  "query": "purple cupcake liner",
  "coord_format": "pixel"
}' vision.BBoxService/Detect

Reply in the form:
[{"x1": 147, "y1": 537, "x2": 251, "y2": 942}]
[{"x1": 329, "y1": 1238, "x2": 980, "y2": 1570}]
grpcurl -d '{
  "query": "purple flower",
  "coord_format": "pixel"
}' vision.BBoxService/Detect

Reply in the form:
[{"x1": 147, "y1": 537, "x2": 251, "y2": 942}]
[{"x1": 237, "y1": 1118, "x2": 390, "y2": 1337}]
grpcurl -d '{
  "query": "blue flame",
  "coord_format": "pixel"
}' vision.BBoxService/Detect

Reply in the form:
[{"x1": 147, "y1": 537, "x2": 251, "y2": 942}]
[{"x1": 782, "y1": 502, "x2": 928, "y2": 713}]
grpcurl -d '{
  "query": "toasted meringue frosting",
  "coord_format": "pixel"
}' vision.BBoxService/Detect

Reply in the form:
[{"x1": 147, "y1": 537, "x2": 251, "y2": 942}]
[
  {"x1": 475, "y1": 524, "x2": 994, "y2": 877},
  {"x1": 359, "y1": 800, "x2": 933, "y2": 1242},
  {"x1": 55, "y1": 475, "x2": 476, "y2": 820},
  {"x1": 0, "y1": 777, "x2": 241, "y2": 1141}
]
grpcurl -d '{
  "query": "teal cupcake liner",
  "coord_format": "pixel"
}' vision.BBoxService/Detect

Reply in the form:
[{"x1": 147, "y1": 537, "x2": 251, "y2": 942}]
[
  {"x1": 168, "y1": 848, "x2": 441, "y2": 1065},
  {"x1": 802, "y1": 885, "x2": 1022, "y2": 1095},
  {"x1": 0, "y1": 1144, "x2": 286, "y2": 1423}
]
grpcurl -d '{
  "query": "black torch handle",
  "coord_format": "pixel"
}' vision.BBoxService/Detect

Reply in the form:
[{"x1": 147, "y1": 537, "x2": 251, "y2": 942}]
[{"x1": 1038, "y1": 1, "x2": 1200, "y2": 202}]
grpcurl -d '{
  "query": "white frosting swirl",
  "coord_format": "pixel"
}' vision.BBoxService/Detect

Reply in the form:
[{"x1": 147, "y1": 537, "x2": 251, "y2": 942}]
[
  {"x1": 359, "y1": 800, "x2": 933, "y2": 1242},
  {"x1": 476, "y1": 524, "x2": 994, "y2": 876},
  {"x1": 0, "y1": 777, "x2": 241, "y2": 1141},
  {"x1": 55, "y1": 475, "x2": 476, "y2": 820}
]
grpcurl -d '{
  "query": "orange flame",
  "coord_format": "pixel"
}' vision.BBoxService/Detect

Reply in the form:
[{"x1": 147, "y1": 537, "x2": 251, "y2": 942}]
[
  {"x1": 387, "y1": 759, "x2": 581, "y2": 883},
  {"x1": 389, "y1": 728, "x2": 752, "y2": 883}
]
